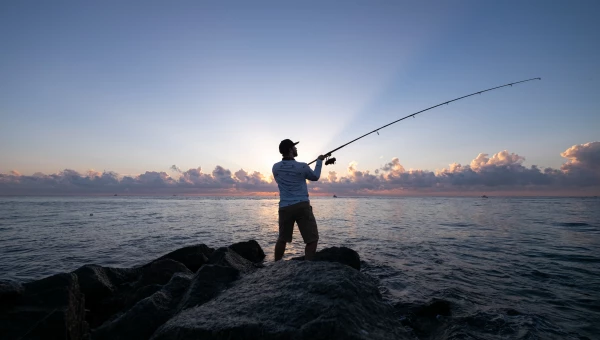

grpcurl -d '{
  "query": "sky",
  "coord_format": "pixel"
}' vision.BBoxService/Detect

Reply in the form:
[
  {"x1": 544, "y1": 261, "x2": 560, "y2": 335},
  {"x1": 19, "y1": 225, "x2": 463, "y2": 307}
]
[{"x1": 1, "y1": 1, "x2": 599, "y2": 196}]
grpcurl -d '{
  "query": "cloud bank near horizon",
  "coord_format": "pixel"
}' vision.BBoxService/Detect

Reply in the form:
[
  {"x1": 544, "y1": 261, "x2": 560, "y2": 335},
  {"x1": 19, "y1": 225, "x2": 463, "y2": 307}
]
[{"x1": 1, "y1": 142, "x2": 599, "y2": 196}]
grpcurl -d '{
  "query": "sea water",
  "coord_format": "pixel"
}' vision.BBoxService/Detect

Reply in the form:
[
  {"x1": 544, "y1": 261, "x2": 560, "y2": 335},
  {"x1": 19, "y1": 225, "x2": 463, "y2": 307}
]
[{"x1": 0, "y1": 196, "x2": 598, "y2": 339}]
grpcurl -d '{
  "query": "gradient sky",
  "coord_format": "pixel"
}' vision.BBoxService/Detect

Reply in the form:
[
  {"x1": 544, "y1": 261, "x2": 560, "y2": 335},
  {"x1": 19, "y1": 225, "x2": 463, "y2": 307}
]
[{"x1": 1, "y1": 1, "x2": 599, "y2": 192}]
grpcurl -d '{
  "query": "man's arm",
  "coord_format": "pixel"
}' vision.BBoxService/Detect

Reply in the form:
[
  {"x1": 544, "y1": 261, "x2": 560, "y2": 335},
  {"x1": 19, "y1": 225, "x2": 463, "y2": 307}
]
[{"x1": 304, "y1": 155, "x2": 325, "y2": 181}]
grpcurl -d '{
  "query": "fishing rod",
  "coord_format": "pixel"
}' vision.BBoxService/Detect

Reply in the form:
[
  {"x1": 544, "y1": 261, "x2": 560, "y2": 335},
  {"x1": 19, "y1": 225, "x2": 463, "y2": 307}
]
[{"x1": 308, "y1": 77, "x2": 541, "y2": 166}]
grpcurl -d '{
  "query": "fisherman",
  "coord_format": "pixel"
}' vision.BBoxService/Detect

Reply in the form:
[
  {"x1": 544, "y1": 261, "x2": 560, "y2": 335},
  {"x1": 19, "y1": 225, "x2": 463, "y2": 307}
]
[{"x1": 272, "y1": 139, "x2": 325, "y2": 261}]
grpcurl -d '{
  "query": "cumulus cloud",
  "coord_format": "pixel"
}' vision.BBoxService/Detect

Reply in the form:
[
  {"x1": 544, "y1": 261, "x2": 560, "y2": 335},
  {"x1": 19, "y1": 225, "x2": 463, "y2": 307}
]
[
  {"x1": 381, "y1": 158, "x2": 406, "y2": 174},
  {"x1": 1, "y1": 142, "x2": 599, "y2": 195},
  {"x1": 554, "y1": 142, "x2": 600, "y2": 187},
  {"x1": 469, "y1": 151, "x2": 525, "y2": 171},
  {"x1": 561, "y1": 142, "x2": 600, "y2": 169},
  {"x1": 234, "y1": 169, "x2": 274, "y2": 191}
]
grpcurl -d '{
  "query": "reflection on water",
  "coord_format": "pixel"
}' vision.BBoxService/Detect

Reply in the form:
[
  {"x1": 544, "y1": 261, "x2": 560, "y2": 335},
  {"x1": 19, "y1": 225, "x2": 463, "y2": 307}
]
[{"x1": 0, "y1": 196, "x2": 599, "y2": 338}]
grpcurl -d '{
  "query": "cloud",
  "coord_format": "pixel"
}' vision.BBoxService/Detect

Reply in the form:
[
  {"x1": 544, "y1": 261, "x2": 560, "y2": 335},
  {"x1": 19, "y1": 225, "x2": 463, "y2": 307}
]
[
  {"x1": 234, "y1": 169, "x2": 275, "y2": 191},
  {"x1": 1, "y1": 142, "x2": 599, "y2": 196},
  {"x1": 557, "y1": 142, "x2": 600, "y2": 187},
  {"x1": 309, "y1": 142, "x2": 600, "y2": 195},
  {"x1": 469, "y1": 151, "x2": 525, "y2": 171},
  {"x1": 561, "y1": 142, "x2": 600, "y2": 169},
  {"x1": 381, "y1": 158, "x2": 405, "y2": 174}
]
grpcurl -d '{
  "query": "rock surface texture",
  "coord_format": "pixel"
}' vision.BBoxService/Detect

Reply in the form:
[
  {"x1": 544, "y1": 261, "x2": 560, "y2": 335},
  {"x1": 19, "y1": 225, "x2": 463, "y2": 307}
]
[
  {"x1": 0, "y1": 242, "x2": 413, "y2": 340},
  {"x1": 151, "y1": 260, "x2": 411, "y2": 340},
  {"x1": 0, "y1": 273, "x2": 86, "y2": 340}
]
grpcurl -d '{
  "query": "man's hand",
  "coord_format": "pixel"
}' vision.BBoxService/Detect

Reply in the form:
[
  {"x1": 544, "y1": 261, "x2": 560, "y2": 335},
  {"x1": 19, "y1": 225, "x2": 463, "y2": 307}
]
[{"x1": 317, "y1": 155, "x2": 325, "y2": 161}]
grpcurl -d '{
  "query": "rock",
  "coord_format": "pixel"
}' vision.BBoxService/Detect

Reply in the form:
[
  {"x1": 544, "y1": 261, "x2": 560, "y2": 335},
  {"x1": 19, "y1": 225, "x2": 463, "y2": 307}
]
[
  {"x1": 138, "y1": 258, "x2": 192, "y2": 287},
  {"x1": 292, "y1": 246, "x2": 361, "y2": 271},
  {"x1": 151, "y1": 244, "x2": 214, "y2": 273},
  {"x1": 314, "y1": 247, "x2": 361, "y2": 270},
  {"x1": 75, "y1": 250, "x2": 196, "y2": 329},
  {"x1": 92, "y1": 273, "x2": 193, "y2": 340},
  {"x1": 0, "y1": 280, "x2": 24, "y2": 306},
  {"x1": 151, "y1": 261, "x2": 412, "y2": 340},
  {"x1": 228, "y1": 240, "x2": 265, "y2": 263},
  {"x1": 124, "y1": 284, "x2": 163, "y2": 310},
  {"x1": 178, "y1": 264, "x2": 240, "y2": 310},
  {"x1": 0, "y1": 273, "x2": 87, "y2": 340},
  {"x1": 74, "y1": 265, "x2": 140, "y2": 296},
  {"x1": 73, "y1": 264, "x2": 141, "y2": 328},
  {"x1": 74, "y1": 265, "x2": 122, "y2": 301},
  {"x1": 208, "y1": 247, "x2": 258, "y2": 275}
]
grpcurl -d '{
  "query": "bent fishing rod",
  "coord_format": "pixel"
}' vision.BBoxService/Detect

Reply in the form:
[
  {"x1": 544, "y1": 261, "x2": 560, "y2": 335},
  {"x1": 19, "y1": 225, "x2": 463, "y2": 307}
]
[{"x1": 308, "y1": 77, "x2": 541, "y2": 166}]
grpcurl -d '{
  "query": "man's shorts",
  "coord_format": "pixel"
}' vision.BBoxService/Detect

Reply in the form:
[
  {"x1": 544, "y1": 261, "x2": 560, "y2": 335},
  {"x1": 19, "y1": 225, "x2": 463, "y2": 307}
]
[{"x1": 278, "y1": 201, "x2": 319, "y2": 244}]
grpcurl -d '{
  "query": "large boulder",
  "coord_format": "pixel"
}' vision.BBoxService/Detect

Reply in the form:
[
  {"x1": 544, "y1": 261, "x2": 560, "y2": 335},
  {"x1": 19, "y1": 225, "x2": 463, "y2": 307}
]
[
  {"x1": 0, "y1": 273, "x2": 87, "y2": 340},
  {"x1": 92, "y1": 273, "x2": 194, "y2": 340},
  {"x1": 74, "y1": 248, "x2": 201, "y2": 329},
  {"x1": 228, "y1": 240, "x2": 265, "y2": 263},
  {"x1": 0, "y1": 280, "x2": 24, "y2": 306},
  {"x1": 74, "y1": 259, "x2": 190, "y2": 329},
  {"x1": 150, "y1": 244, "x2": 214, "y2": 273},
  {"x1": 208, "y1": 247, "x2": 258, "y2": 275},
  {"x1": 73, "y1": 264, "x2": 142, "y2": 328},
  {"x1": 123, "y1": 284, "x2": 163, "y2": 310},
  {"x1": 150, "y1": 261, "x2": 412, "y2": 340},
  {"x1": 74, "y1": 265, "x2": 141, "y2": 298},
  {"x1": 138, "y1": 258, "x2": 192, "y2": 287},
  {"x1": 292, "y1": 246, "x2": 361, "y2": 271},
  {"x1": 74, "y1": 265, "x2": 119, "y2": 300},
  {"x1": 178, "y1": 264, "x2": 240, "y2": 310}
]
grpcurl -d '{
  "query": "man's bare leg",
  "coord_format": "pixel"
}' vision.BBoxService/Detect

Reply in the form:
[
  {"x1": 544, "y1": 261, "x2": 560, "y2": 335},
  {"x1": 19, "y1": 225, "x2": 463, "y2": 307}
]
[
  {"x1": 274, "y1": 239, "x2": 287, "y2": 261},
  {"x1": 305, "y1": 241, "x2": 318, "y2": 261}
]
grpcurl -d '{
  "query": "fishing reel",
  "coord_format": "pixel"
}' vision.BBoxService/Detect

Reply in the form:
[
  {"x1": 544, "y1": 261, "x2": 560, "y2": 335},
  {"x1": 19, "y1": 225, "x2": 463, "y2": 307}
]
[{"x1": 324, "y1": 155, "x2": 336, "y2": 166}]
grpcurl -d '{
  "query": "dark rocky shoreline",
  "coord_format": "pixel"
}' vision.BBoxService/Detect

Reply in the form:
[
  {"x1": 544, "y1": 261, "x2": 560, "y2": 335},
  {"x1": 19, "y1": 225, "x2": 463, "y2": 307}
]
[{"x1": 0, "y1": 241, "x2": 418, "y2": 339}]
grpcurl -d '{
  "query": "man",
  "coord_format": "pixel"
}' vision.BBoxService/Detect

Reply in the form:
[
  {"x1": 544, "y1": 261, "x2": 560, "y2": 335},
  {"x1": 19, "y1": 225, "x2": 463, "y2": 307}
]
[{"x1": 272, "y1": 139, "x2": 325, "y2": 261}]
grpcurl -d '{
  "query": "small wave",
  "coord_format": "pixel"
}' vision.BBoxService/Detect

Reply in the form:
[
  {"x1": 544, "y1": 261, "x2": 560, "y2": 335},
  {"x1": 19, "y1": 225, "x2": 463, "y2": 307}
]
[
  {"x1": 442, "y1": 310, "x2": 536, "y2": 339},
  {"x1": 530, "y1": 269, "x2": 551, "y2": 279},
  {"x1": 554, "y1": 222, "x2": 591, "y2": 227},
  {"x1": 546, "y1": 253, "x2": 600, "y2": 264},
  {"x1": 439, "y1": 222, "x2": 476, "y2": 228}
]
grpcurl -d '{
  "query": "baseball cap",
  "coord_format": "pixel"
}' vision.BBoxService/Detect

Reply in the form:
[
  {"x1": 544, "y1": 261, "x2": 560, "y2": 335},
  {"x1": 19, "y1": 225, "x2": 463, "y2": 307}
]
[{"x1": 279, "y1": 139, "x2": 299, "y2": 154}]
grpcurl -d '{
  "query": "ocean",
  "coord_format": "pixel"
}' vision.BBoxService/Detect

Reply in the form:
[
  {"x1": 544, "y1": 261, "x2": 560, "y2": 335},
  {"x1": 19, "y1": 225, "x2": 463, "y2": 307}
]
[{"x1": 0, "y1": 196, "x2": 598, "y2": 339}]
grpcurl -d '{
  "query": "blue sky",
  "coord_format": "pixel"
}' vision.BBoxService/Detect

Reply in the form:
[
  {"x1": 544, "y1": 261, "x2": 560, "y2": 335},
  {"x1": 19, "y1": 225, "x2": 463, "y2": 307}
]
[{"x1": 1, "y1": 1, "x2": 599, "y2": 195}]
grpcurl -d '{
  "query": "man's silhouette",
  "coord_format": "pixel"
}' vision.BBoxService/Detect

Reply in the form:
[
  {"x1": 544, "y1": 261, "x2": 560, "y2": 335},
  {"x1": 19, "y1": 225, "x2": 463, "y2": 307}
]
[{"x1": 272, "y1": 139, "x2": 325, "y2": 260}]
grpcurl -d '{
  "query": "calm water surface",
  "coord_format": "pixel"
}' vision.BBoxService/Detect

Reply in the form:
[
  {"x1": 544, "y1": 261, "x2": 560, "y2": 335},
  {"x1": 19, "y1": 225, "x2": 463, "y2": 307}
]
[{"x1": 0, "y1": 196, "x2": 599, "y2": 339}]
